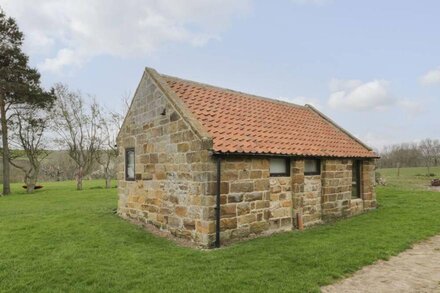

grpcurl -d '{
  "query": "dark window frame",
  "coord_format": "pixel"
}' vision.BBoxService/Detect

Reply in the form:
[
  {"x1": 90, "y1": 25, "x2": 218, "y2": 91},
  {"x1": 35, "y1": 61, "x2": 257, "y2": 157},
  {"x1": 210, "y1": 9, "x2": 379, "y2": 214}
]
[
  {"x1": 352, "y1": 160, "x2": 362, "y2": 199},
  {"x1": 125, "y1": 148, "x2": 135, "y2": 181},
  {"x1": 269, "y1": 157, "x2": 291, "y2": 177},
  {"x1": 304, "y1": 159, "x2": 321, "y2": 176}
]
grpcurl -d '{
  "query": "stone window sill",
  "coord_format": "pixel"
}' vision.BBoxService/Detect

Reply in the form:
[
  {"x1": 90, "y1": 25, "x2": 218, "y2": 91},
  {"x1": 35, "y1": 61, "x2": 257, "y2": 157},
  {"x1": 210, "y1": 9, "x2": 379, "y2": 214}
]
[{"x1": 351, "y1": 198, "x2": 363, "y2": 203}]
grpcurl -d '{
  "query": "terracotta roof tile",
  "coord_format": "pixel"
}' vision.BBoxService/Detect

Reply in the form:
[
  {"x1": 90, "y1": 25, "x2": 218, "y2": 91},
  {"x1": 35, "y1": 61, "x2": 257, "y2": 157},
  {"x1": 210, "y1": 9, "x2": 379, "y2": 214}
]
[{"x1": 162, "y1": 75, "x2": 377, "y2": 158}]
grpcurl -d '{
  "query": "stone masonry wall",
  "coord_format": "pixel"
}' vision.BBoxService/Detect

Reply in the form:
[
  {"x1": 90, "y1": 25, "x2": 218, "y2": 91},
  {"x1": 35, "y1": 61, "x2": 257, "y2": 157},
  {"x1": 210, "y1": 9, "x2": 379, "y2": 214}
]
[
  {"x1": 303, "y1": 175, "x2": 322, "y2": 226},
  {"x1": 214, "y1": 157, "x2": 293, "y2": 245},
  {"x1": 321, "y1": 159, "x2": 377, "y2": 221},
  {"x1": 291, "y1": 159, "x2": 304, "y2": 227},
  {"x1": 117, "y1": 71, "x2": 217, "y2": 247},
  {"x1": 321, "y1": 159, "x2": 352, "y2": 220},
  {"x1": 269, "y1": 177, "x2": 293, "y2": 231},
  {"x1": 361, "y1": 159, "x2": 377, "y2": 210},
  {"x1": 291, "y1": 160, "x2": 322, "y2": 227}
]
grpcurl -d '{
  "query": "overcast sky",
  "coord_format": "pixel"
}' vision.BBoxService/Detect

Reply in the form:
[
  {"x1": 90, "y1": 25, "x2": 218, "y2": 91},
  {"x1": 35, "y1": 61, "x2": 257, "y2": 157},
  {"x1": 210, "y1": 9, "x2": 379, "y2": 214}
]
[{"x1": 1, "y1": 0, "x2": 439, "y2": 150}]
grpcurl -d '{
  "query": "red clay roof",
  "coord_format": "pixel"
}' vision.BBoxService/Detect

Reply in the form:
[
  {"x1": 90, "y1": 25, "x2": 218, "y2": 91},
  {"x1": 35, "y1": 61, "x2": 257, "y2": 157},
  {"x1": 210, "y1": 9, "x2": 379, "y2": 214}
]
[{"x1": 162, "y1": 75, "x2": 377, "y2": 158}]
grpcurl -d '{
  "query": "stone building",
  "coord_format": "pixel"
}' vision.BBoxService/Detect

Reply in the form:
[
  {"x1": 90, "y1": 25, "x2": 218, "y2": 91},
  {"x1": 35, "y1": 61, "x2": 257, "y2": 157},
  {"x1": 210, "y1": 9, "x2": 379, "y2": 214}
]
[{"x1": 117, "y1": 67, "x2": 378, "y2": 248}]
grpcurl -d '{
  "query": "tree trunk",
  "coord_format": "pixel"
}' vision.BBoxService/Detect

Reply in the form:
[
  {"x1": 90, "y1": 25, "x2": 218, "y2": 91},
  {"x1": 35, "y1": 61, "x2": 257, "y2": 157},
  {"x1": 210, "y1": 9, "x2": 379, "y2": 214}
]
[
  {"x1": 0, "y1": 98, "x2": 10, "y2": 195},
  {"x1": 76, "y1": 167, "x2": 83, "y2": 190},
  {"x1": 26, "y1": 178, "x2": 35, "y2": 193},
  {"x1": 77, "y1": 176, "x2": 83, "y2": 190},
  {"x1": 25, "y1": 171, "x2": 37, "y2": 193},
  {"x1": 105, "y1": 176, "x2": 111, "y2": 189},
  {"x1": 56, "y1": 169, "x2": 61, "y2": 181}
]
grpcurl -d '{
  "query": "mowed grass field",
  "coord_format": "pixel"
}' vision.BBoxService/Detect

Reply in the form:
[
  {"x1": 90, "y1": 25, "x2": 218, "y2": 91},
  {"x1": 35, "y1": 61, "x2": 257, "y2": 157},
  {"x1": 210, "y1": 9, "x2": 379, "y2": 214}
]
[
  {"x1": 1, "y1": 174, "x2": 440, "y2": 292},
  {"x1": 379, "y1": 166, "x2": 440, "y2": 190}
]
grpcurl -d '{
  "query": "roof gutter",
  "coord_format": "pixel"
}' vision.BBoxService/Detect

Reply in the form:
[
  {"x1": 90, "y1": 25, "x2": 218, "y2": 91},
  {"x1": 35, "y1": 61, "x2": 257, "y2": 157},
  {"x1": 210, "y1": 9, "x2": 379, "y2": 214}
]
[{"x1": 211, "y1": 151, "x2": 380, "y2": 159}]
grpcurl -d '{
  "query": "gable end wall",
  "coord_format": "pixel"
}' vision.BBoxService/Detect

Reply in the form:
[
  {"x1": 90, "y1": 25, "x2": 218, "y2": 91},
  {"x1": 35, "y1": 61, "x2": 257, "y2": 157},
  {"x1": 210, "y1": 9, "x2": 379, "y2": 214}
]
[{"x1": 117, "y1": 71, "x2": 217, "y2": 247}]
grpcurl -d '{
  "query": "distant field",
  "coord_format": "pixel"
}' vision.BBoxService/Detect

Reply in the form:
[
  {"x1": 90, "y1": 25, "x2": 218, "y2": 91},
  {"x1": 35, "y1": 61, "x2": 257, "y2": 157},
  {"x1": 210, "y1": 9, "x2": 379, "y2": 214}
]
[{"x1": 378, "y1": 166, "x2": 440, "y2": 190}]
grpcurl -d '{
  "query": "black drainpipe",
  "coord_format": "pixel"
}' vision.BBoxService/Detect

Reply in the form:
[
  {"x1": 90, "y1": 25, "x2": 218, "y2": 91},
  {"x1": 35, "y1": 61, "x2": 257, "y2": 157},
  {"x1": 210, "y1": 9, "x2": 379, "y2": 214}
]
[{"x1": 215, "y1": 155, "x2": 221, "y2": 248}]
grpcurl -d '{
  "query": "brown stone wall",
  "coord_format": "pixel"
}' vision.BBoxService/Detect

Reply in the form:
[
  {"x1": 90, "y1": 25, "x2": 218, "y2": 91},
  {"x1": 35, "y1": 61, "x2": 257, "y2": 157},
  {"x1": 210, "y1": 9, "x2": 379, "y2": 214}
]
[
  {"x1": 361, "y1": 159, "x2": 377, "y2": 210},
  {"x1": 350, "y1": 198, "x2": 364, "y2": 215},
  {"x1": 321, "y1": 159, "x2": 352, "y2": 220},
  {"x1": 291, "y1": 159, "x2": 304, "y2": 227},
  {"x1": 290, "y1": 160, "x2": 323, "y2": 226},
  {"x1": 215, "y1": 157, "x2": 293, "y2": 245},
  {"x1": 303, "y1": 175, "x2": 323, "y2": 226},
  {"x1": 269, "y1": 177, "x2": 293, "y2": 231},
  {"x1": 117, "y1": 71, "x2": 216, "y2": 247},
  {"x1": 321, "y1": 159, "x2": 377, "y2": 220}
]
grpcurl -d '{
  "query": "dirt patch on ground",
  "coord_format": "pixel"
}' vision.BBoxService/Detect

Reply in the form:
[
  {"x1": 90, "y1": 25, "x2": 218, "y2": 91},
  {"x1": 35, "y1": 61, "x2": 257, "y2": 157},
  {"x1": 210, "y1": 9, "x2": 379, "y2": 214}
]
[
  {"x1": 429, "y1": 186, "x2": 440, "y2": 192},
  {"x1": 321, "y1": 235, "x2": 440, "y2": 293}
]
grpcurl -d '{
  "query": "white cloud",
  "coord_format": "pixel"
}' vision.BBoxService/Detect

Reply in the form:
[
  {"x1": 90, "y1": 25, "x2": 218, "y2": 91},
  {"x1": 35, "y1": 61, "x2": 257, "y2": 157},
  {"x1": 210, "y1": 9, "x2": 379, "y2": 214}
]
[
  {"x1": 39, "y1": 48, "x2": 84, "y2": 72},
  {"x1": 328, "y1": 79, "x2": 395, "y2": 111},
  {"x1": 419, "y1": 67, "x2": 440, "y2": 86},
  {"x1": 328, "y1": 78, "x2": 426, "y2": 118},
  {"x1": 2, "y1": 0, "x2": 251, "y2": 72}
]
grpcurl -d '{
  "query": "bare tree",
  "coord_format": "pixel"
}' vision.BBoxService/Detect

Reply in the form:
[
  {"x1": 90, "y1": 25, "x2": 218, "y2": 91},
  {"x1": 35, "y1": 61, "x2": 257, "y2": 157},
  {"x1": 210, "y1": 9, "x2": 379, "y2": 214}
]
[
  {"x1": 96, "y1": 110, "x2": 122, "y2": 188},
  {"x1": 8, "y1": 107, "x2": 49, "y2": 193},
  {"x1": 95, "y1": 94, "x2": 129, "y2": 188},
  {"x1": 40, "y1": 151, "x2": 77, "y2": 181},
  {"x1": 419, "y1": 138, "x2": 440, "y2": 174},
  {"x1": 51, "y1": 83, "x2": 102, "y2": 190},
  {"x1": 121, "y1": 91, "x2": 131, "y2": 115},
  {"x1": 435, "y1": 141, "x2": 440, "y2": 167},
  {"x1": 378, "y1": 142, "x2": 423, "y2": 169}
]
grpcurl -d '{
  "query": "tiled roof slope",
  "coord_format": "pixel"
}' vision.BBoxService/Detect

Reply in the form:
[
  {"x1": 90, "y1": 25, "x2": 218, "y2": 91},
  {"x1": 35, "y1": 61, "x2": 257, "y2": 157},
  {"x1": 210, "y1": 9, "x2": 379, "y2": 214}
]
[{"x1": 162, "y1": 74, "x2": 377, "y2": 158}]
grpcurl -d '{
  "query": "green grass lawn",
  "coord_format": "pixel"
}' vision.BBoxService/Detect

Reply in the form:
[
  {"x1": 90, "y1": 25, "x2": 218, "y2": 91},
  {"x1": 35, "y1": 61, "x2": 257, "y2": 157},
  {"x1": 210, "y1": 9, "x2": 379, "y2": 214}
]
[
  {"x1": 1, "y1": 180, "x2": 440, "y2": 292},
  {"x1": 379, "y1": 166, "x2": 440, "y2": 190}
]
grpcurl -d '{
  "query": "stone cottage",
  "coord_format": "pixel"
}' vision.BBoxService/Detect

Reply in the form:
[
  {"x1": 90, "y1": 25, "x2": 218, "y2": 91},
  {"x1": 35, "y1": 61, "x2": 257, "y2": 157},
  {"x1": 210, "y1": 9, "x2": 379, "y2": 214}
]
[{"x1": 117, "y1": 67, "x2": 378, "y2": 248}]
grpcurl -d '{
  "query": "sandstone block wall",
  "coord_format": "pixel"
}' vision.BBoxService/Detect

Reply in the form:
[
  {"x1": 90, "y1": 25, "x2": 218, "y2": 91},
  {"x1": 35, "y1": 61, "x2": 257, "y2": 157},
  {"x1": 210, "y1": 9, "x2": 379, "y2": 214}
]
[
  {"x1": 117, "y1": 71, "x2": 217, "y2": 247},
  {"x1": 291, "y1": 160, "x2": 322, "y2": 227},
  {"x1": 321, "y1": 159, "x2": 377, "y2": 220},
  {"x1": 360, "y1": 160, "x2": 377, "y2": 210},
  {"x1": 214, "y1": 157, "x2": 293, "y2": 245},
  {"x1": 321, "y1": 159, "x2": 353, "y2": 220},
  {"x1": 303, "y1": 175, "x2": 323, "y2": 226}
]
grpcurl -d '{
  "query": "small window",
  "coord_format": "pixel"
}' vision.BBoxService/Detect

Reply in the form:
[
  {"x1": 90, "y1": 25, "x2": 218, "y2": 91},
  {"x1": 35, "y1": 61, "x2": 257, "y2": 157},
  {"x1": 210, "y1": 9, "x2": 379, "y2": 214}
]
[
  {"x1": 270, "y1": 158, "x2": 290, "y2": 176},
  {"x1": 125, "y1": 148, "x2": 135, "y2": 181},
  {"x1": 304, "y1": 159, "x2": 320, "y2": 175},
  {"x1": 352, "y1": 160, "x2": 362, "y2": 198}
]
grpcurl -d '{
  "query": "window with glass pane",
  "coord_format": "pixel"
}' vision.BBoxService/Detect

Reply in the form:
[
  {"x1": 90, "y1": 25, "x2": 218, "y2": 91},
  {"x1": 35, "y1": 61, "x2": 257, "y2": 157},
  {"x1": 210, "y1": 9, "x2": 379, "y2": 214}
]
[
  {"x1": 125, "y1": 148, "x2": 135, "y2": 181},
  {"x1": 270, "y1": 158, "x2": 289, "y2": 176},
  {"x1": 304, "y1": 159, "x2": 320, "y2": 175},
  {"x1": 352, "y1": 160, "x2": 362, "y2": 198}
]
